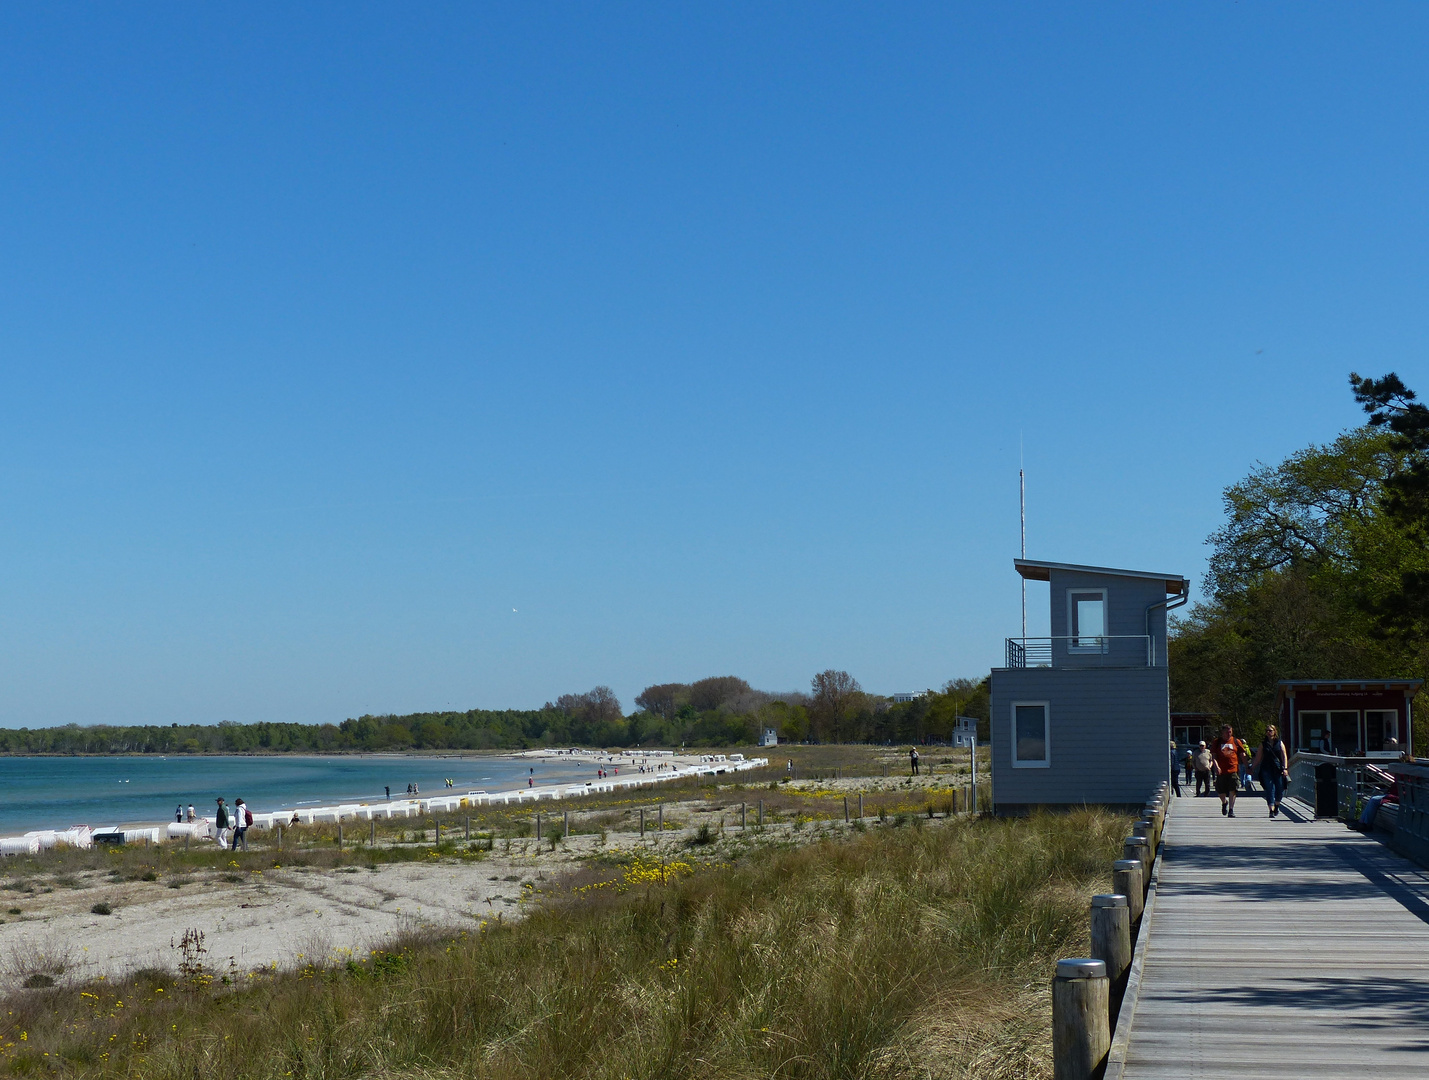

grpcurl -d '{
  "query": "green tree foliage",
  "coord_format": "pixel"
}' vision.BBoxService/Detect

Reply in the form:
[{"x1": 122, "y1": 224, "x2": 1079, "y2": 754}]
[
  {"x1": 1171, "y1": 376, "x2": 1429, "y2": 743},
  {"x1": 1351, "y1": 371, "x2": 1429, "y2": 638},
  {"x1": 0, "y1": 675, "x2": 990, "y2": 754}
]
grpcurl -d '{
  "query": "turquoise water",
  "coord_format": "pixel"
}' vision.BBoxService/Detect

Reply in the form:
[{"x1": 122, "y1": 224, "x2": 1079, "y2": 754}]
[{"x1": 0, "y1": 755, "x2": 603, "y2": 834}]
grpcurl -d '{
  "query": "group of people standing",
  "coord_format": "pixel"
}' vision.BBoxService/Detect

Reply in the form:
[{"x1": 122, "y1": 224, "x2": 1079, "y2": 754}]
[{"x1": 1175, "y1": 723, "x2": 1288, "y2": 818}]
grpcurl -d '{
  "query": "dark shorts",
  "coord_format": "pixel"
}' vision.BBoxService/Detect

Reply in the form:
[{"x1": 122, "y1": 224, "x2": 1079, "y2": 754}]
[{"x1": 1215, "y1": 773, "x2": 1239, "y2": 796}]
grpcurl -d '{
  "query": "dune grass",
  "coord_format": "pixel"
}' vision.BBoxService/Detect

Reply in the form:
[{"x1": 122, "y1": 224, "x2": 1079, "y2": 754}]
[{"x1": 0, "y1": 807, "x2": 1125, "y2": 1079}]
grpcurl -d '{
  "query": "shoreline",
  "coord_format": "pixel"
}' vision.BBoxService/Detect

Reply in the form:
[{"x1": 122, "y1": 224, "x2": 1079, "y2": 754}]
[{"x1": 0, "y1": 749, "x2": 769, "y2": 851}]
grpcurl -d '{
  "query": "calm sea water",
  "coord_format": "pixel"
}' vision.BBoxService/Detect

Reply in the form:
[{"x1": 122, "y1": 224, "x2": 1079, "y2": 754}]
[{"x1": 0, "y1": 754, "x2": 605, "y2": 834}]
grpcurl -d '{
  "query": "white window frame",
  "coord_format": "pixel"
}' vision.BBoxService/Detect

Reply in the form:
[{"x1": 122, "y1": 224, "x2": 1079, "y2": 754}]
[
  {"x1": 1067, "y1": 588, "x2": 1108, "y2": 653},
  {"x1": 1298, "y1": 710, "x2": 1328, "y2": 752},
  {"x1": 1011, "y1": 700, "x2": 1051, "y2": 768},
  {"x1": 1365, "y1": 709, "x2": 1398, "y2": 751}
]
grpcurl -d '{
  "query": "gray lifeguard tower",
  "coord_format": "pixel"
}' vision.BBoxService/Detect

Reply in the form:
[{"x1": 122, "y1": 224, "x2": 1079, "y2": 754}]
[{"x1": 990, "y1": 558, "x2": 1188, "y2": 814}]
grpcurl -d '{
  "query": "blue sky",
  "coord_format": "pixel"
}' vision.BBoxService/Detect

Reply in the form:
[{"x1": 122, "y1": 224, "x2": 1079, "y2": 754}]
[{"x1": 2, "y1": 4, "x2": 1427, "y2": 726}]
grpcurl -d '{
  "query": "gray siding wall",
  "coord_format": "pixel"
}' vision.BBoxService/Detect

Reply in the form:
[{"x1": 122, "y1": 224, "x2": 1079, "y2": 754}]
[
  {"x1": 1049, "y1": 569, "x2": 1169, "y2": 666},
  {"x1": 990, "y1": 665, "x2": 1170, "y2": 808}
]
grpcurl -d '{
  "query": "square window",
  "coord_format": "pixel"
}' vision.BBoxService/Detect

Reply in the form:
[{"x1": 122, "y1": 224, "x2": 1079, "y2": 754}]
[
  {"x1": 1366, "y1": 710, "x2": 1398, "y2": 752},
  {"x1": 1012, "y1": 702, "x2": 1050, "y2": 767},
  {"x1": 1298, "y1": 711, "x2": 1327, "y2": 752}
]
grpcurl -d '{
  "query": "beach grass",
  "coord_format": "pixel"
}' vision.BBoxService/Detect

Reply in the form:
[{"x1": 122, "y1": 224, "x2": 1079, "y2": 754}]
[{"x1": 0, "y1": 805, "x2": 1125, "y2": 1079}]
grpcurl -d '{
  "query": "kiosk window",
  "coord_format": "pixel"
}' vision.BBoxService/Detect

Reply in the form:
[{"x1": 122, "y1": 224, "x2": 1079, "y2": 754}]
[{"x1": 1012, "y1": 703, "x2": 1050, "y2": 768}]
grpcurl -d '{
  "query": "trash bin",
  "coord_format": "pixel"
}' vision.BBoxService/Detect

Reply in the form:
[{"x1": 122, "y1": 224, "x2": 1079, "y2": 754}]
[{"x1": 1314, "y1": 762, "x2": 1338, "y2": 818}]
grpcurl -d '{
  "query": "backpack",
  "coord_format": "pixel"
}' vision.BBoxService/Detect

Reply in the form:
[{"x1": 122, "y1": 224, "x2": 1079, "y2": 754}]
[{"x1": 244, "y1": 807, "x2": 253, "y2": 827}]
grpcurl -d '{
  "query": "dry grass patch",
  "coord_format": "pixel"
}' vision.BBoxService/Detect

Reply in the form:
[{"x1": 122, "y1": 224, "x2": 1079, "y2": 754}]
[{"x1": 0, "y1": 809, "x2": 1125, "y2": 1079}]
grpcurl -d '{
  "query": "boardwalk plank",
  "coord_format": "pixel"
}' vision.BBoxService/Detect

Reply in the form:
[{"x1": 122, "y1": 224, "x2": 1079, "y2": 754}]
[{"x1": 1122, "y1": 790, "x2": 1429, "y2": 1079}]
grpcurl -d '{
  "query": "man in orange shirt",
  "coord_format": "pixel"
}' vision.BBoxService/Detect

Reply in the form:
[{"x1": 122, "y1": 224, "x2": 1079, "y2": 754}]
[{"x1": 1211, "y1": 724, "x2": 1243, "y2": 817}]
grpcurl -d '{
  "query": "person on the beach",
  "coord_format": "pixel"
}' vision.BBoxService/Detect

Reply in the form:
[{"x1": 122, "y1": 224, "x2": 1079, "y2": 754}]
[
  {"x1": 290, "y1": 810, "x2": 300, "y2": 825},
  {"x1": 385, "y1": 786, "x2": 390, "y2": 799},
  {"x1": 187, "y1": 804, "x2": 196, "y2": 822},
  {"x1": 528, "y1": 777, "x2": 533, "y2": 788},
  {"x1": 1193, "y1": 741, "x2": 1212, "y2": 796},
  {"x1": 910, "y1": 748, "x2": 920, "y2": 776},
  {"x1": 1211, "y1": 725, "x2": 1243, "y2": 817},
  {"x1": 1253, "y1": 725, "x2": 1289, "y2": 818},
  {"x1": 231, "y1": 798, "x2": 250, "y2": 851},
  {"x1": 175, "y1": 805, "x2": 183, "y2": 823},
  {"x1": 215, "y1": 798, "x2": 230, "y2": 846}
]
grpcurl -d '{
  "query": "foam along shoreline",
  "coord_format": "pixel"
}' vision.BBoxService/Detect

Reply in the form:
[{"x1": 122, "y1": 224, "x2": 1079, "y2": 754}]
[{"x1": 0, "y1": 749, "x2": 770, "y2": 850}]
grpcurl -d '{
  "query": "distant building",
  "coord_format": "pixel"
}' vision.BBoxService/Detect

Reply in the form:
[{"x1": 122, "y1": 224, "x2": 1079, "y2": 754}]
[
  {"x1": 952, "y1": 716, "x2": 977, "y2": 748},
  {"x1": 759, "y1": 726, "x2": 779, "y2": 747},
  {"x1": 990, "y1": 558, "x2": 1189, "y2": 814},
  {"x1": 1172, "y1": 712, "x2": 1217, "y2": 747},
  {"x1": 891, "y1": 692, "x2": 924, "y2": 703},
  {"x1": 1275, "y1": 680, "x2": 1422, "y2": 757}
]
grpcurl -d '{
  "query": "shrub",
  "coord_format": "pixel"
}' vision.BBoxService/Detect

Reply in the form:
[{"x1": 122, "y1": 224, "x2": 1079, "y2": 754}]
[{"x1": 90, "y1": 902, "x2": 112, "y2": 916}]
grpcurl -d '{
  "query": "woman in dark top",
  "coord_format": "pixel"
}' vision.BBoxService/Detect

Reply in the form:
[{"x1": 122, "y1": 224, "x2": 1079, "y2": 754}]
[{"x1": 1253, "y1": 724, "x2": 1289, "y2": 818}]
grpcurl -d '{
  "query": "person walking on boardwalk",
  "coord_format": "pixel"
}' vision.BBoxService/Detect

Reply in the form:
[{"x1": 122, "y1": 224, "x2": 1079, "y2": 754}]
[
  {"x1": 1169, "y1": 742, "x2": 1182, "y2": 797},
  {"x1": 1254, "y1": 725, "x2": 1290, "y2": 818},
  {"x1": 910, "y1": 748, "x2": 920, "y2": 776},
  {"x1": 1193, "y1": 741, "x2": 1213, "y2": 796},
  {"x1": 1237, "y1": 736, "x2": 1254, "y2": 793},
  {"x1": 1211, "y1": 725, "x2": 1244, "y2": 817}
]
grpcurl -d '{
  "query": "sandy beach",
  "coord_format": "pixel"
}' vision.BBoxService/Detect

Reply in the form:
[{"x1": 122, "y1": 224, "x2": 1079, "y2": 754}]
[
  {"x1": 0, "y1": 825, "x2": 706, "y2": 991},
  {"x1": 0, "y1": 749, "x2": 980, "y2": 991}
]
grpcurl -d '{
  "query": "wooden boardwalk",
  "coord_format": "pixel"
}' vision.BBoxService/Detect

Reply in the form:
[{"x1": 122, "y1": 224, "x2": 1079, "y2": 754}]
[{"x1": 1121, "y1": 787, "x2": 1429, "y2": 1078}]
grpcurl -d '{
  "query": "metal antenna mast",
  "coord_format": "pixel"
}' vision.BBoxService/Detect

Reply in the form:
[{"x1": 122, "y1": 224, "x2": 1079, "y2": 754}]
[{"x1": 1019, "y1": 439, "x2": 1026, "y2": 641}]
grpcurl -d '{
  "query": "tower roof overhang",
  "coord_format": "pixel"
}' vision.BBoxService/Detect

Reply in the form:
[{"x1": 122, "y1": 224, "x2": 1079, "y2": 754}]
[{"x1": 1014, "y1": 558, "x2": 1189, "y2": 596}]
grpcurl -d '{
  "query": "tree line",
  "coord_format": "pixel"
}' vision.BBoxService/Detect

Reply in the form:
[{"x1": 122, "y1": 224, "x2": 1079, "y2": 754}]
[
  {"x1": 0, "y1": 671, "x2": 990, "y2": 754},
  {"x1": 1170, "y1": 371, "x2": 1429, "y2": 747}
]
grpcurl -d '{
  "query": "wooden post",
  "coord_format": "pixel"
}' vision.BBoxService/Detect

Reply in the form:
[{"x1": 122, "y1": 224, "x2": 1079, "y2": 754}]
[
  {"x1": 640, "y1": 808, "x2": 645, "y2": 838},
  {"x1": 843, "y1": 795, "x2": 849, "y2": 823},
  {"x1": 337, "y1": 824, "x2": 343, "y2": 851},
  {"x1": 758, "y1": 800, "x2": 763, "y2": 826},
  {"x1": 1122, "y1": 837, "x2": 1151, "y2": 895},
  {"x1": 1052, "y1": 958, "x2": 1110, "y2": 1080},
  {"x1": 465, "y1": 816, "x2": 471, "y2": 841},
  {"x1": 563, "y1": 810, "x2": 569, "y2": 837},
  {"x1": 277, "y1": 826, "x2": 282, "y2": 850},
  {"x1": 857, "y1": 792, "x2": 863, "y2": 818},
  {"x1": 657, "y1": 805, "x2": 663, "y2": 831},
  {"x1": 1113, "y1": 859, "x2": 1144, "y2": 924},
  {"x1": 535, "y1": 813, "x2": 542, "y2": 841},
  {"x1": 371, "y1": 819, "x2": 376, "y2": 846},
  {"x1": 436, "y1": 822, "x2": 441, "y2": 845},
  {"x1": 1090, "y1": 895, "x2": 1132, "y2": 984},
  {"x1": 741, "y1": 803, "x2": 746, "y2": 829}
]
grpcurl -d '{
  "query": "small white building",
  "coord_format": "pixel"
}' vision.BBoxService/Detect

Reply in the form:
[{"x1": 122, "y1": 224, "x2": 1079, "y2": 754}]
[
  {"x1": 952, "y1": 716, "x2": 978, "y2": 748},
  {"x1": 759, "y1": 726, "x2": 779, "y2": 747},
  {"x1": 892, "y1": 692, "x2": 924, "y2": 703}
]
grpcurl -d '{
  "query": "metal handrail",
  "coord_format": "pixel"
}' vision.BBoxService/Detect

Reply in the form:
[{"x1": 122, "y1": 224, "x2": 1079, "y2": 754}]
[{"x1": 1003, "y1": 635, "x2": 1155, "y2": 668}]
